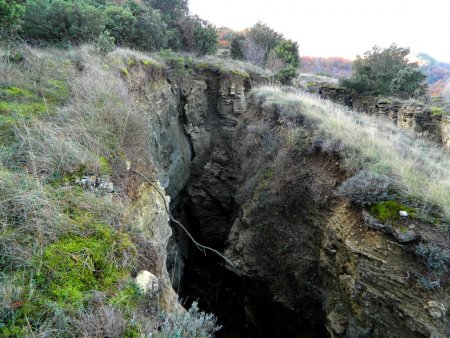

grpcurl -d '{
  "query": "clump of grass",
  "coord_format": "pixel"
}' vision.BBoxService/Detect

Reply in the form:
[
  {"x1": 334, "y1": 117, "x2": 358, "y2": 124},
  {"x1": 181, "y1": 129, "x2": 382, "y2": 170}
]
[{"x1": 249, "y1": 86, "x2": 450, "y2": 227}]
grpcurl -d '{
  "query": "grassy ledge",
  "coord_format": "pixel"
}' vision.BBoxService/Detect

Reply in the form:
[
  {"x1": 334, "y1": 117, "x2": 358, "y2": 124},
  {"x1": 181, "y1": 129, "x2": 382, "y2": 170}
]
[{"x1": 249, "y1": 86, "x2": 450, "y2": 229}]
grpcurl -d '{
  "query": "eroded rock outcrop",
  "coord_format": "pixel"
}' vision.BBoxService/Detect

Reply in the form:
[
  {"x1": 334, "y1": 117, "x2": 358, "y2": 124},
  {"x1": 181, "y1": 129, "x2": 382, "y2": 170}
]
[
  {"x1": 321, "y1": 203, "x2": 449, "y2": 338},
  {"x1": 125, "y1": 61, "x2": 450, "y2": 337},
  {"x1": 310, "y1": 84, "x2": 446, "y2": 146}
]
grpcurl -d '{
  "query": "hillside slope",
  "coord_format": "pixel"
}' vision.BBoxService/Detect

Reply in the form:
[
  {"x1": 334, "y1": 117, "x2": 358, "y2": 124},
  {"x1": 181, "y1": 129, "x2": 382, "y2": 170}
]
[{"x1": 0, "y1": 45, "x2": 449, "y2": 337}]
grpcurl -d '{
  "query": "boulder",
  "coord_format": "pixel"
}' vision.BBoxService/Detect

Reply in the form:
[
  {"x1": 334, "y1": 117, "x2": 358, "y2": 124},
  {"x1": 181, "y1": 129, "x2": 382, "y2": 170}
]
[{"x1": 135, "y1": 270, "x2": 159, "y2": 295}]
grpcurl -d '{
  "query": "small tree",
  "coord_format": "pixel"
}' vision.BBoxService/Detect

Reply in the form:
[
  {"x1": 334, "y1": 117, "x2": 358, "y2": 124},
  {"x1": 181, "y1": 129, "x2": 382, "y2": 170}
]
[
  {"x1": 178, "y1": 15, "x2": 217, "y2": 55},
  {"x1": 21, "y1": 0, "x2": 105, "y2": 45},
  {"x1": 246, "y1": 22, "x2": 283, "y2": 52},
  {"x1": 241, "y1": 37, "x2": 268, "y2": 66},
  {"x1": 104, "y1": 5, "x2": 136, "y2": 46},
  {"x1": 0, "y1": 0, "x2": 26, "y2": 32},
  {"x1": 145, "y1": 0, "x2": 188, "y2": 21},
  {"x1": 131, "y1": 5, "x2": 169, "y2": 51},
  {"x1": 271, "y1": 39, "x2": 300, "y2": 83},
  {"x1": 230, "y1": 34, "x2": 245, "y2": 60},
  {"x1": 95, "y1": 30, "x2": 116, "y2": 55},
  {"x1": 341, "y1": 44, "x2": 427, "y2": 97},
  {"x1": 390, "y1": 66, "x2": 427, "y2": 98}
]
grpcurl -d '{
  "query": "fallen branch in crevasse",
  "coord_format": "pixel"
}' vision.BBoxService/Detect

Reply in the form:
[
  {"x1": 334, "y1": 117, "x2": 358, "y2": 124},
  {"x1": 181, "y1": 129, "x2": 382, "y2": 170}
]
[{"x1": 130, "y1": 169, "x2": 236, "y2": 268}]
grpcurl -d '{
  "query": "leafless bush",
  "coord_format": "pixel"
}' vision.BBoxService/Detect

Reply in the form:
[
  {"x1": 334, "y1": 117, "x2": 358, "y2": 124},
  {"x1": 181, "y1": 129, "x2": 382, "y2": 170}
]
[
  {"x1": 241, "y1": 38, "x2": 268, "y2": 67},
  {"x1": 337, "y1": 171, "x2": 393, "y2": 206},
  {"x1": 266, "y1": 50, "x2": 286, "y2": 73}
]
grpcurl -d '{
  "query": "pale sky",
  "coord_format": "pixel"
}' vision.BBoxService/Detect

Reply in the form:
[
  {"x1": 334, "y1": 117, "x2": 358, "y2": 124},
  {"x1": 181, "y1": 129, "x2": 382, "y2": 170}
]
[{"x1": 189, "y1": 0, "x2": 450, "y2": 62}]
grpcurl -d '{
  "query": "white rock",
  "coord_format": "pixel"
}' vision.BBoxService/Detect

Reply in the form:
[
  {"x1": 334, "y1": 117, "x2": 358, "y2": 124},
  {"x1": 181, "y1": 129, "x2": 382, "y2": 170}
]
[
  {"x1": 399, "y1": 210, "x2": 409, "y2": 217},
  {"x1": 135, "y1": 270, "x2": 159, "y2": 295}
]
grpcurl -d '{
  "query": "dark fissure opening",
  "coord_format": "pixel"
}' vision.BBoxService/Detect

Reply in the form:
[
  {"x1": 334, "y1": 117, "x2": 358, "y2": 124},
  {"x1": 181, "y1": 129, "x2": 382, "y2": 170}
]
[
  {"x1": 167, "y1": 192, "x2": 328, "y2": 338},
  {"x1": 165, "y1": 76, "x2": 327, "y2": 337}
]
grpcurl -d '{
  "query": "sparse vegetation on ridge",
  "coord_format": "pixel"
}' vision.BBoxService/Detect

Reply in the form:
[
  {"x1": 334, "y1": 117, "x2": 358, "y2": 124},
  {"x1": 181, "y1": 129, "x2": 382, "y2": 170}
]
[{"x1": 250, "y1": 86, "x2": 450, "y2": 229}]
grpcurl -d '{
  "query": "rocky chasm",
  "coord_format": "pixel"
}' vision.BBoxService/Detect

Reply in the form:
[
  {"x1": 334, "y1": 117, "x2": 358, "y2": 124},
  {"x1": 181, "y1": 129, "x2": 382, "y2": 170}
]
[{"x1": 128, "y1": 62, "x2": 449, "y2": 337}]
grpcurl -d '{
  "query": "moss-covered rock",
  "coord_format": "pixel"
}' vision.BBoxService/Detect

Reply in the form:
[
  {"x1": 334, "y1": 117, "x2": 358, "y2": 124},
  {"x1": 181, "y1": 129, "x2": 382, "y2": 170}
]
[{"x1": 369, "y1": 200, "x2": 416, "y2": 223}]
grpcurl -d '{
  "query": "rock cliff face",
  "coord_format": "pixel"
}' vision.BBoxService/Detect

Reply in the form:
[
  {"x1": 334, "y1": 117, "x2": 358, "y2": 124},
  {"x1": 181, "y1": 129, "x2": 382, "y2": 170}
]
[
  {"x1": 320, "y1": 202, "x2": 449, "y2": 338},
  {"x1": 127, "y1": 63, "x2": 449, "y2": 337},
  {"x1": 310, "y1": 85, "x2": 450, "y2": 148}
]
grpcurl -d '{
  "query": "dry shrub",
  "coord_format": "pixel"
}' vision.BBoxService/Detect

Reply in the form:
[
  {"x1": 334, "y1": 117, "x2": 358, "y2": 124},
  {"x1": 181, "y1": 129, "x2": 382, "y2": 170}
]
[
  {"x1": 155, "y1": 302, "x2": 221, "y2": 338},
  {"x1": 241, "y1": 38, "x2": 268, "y2": 67},
  {"x1": 75, "y1": 305, "x2": 127, "y2": 338},
  {"x1": 337, "y1": 170, "x2": 393, "y2": 206}
]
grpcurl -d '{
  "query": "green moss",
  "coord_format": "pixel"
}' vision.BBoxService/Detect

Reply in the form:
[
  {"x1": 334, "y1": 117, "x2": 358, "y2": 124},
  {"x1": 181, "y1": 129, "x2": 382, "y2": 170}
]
[
  {"x1": 228, "y1": 69, "x2": 250, "y2": 78},
  {"x1": 1, "y1": 223, "x2": 137, "y2": 333},
  {"x1": 196, "y1": 61, "x2": 209, "y2": 68},
  {"x1": 121, "y1": 68, "x2": 129, "y2": 76},
  {"x1": 99, "y1": 156, "x2": 113, "y2": 175},
  {"x1": 140, "y1": 59, "x2": 152, "y2": 66},
  {"x1": 369, "y1": 201, "x2": 416, "y2": 223},
  {"x1": 0, "y1": 101, "x2": 47, "y2": 116},
  {"x1": 41, "y1": 226, "x2": 130, "y2": 307},
  {"x1": 3, "y1": 87, "x2": 34, "y2": 98},
  {"x1": 430, "y1": 106, "x2": 447, "y2": 116}
]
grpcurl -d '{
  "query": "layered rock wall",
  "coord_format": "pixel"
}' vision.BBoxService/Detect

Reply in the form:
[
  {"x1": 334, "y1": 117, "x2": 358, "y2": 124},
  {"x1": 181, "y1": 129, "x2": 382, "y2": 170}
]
[
  {"x1": 314, "y1": 85, "x2": 450, "y2": 148},
  {"x1": 126, "y1": 62, "x2": 450, "y2": 337}
]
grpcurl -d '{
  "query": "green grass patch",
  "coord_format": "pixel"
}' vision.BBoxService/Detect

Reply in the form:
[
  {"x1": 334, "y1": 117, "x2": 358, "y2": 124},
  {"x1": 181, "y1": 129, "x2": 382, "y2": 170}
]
[
  {"x1": 3, "y1": 87, "x2": 34, "y2": 98},
  {"x1": 109, "y1": 281, "x2": 141, "y2": 310},
  {"x1": 0, "y1": 101, "x2": 47, "y2": 116},
  {"x1": 430, "y1": 106, "x2": 447, "y2": 116},
  {"x1": 41, "y1": 225, "x2": 133, "y2": 307}
]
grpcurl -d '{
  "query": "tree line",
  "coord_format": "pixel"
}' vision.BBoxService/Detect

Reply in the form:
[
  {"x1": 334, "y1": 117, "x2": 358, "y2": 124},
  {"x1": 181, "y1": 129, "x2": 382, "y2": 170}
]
[{"x1": 0, "y1": 0, "x2": 218, "y2": 55}]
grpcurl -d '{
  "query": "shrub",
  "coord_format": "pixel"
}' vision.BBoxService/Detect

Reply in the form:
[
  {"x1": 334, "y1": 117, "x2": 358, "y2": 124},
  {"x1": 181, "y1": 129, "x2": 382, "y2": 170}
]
[
  {"x1": 230, "y1": 34, "x2": 245, "y2": 60},
  {"x1": 0, "y1": 0, "x2": 25, "y2": 32},
  {"x1": 104, "y1": 5, "x2": 137, "y2": 46},
  {"x1": 246, "y1": 22, "x2": 283, "y2": 53},
  {"x1": 21, "y1": 0, "x2": 105, "y2": 46},
  {"x1": 154, "y1": 301, "x2": 222, "y2": 338},
  {"x1": 415, "y1": 243, "x2": 449, "y2": 275},
  {"x1": 341, "y1": 44, "x2": 427, "y2": 97},
  {"x1": 337, "y1": 170, "x2": 393, "y2": 206},
  {"x1": 75, "y1": 305, "x2": 127, "y2": 338},
  {"x1": 95, "y1": 30, "x2": 116, "y2": 55},
  {"x1": 178, "y1": 15, "x2": 218, "y2": 55},
  {"x1": 275, "y1": 65, "x2": 299, "y2": 85},
  {"x1": 390, "y1": 66, "x2": 427, "y2": 98}
]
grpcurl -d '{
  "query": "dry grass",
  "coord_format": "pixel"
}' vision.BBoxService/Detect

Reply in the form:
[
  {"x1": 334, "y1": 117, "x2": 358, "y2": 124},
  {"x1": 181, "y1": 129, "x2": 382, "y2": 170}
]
[
  {"x1": 250, "y1": 86, "x2": 450, "y2": 225},
  {"x1": 2, "y1": 45, "x2": 157, "y2": 181}
]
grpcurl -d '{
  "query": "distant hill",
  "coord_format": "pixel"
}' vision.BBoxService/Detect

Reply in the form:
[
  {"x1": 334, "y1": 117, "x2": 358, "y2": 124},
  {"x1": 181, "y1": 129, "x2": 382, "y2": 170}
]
[
  {"x1": 300, "y1": 56, "x2": 352, "y2": 78},
  {"x1": 418, "y1": 53, "x2": 450, "y2": 97}
]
